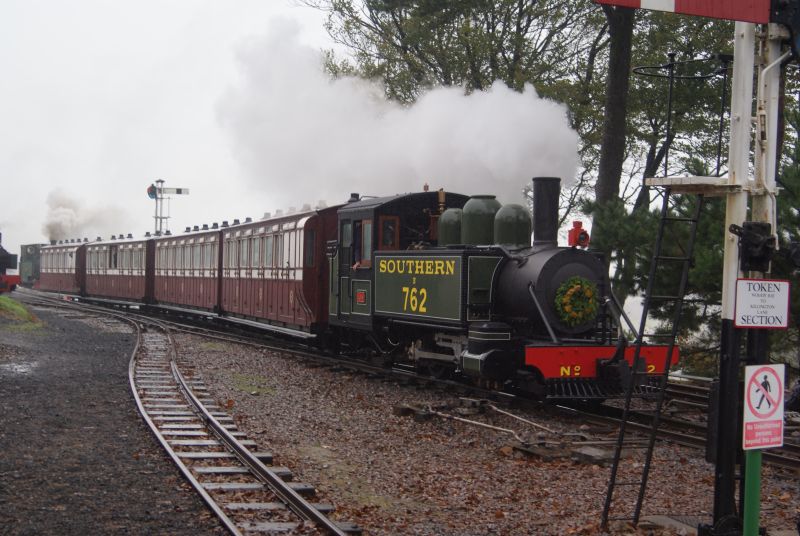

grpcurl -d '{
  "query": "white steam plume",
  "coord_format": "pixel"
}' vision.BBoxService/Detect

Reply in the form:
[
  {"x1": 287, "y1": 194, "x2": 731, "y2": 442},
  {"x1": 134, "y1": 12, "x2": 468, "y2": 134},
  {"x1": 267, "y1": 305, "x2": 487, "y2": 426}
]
[
  {"x1": 43, "y1": 190, "x2": 135, "y2": 241},
  {"x1": 218, "y1": 20, "x2": 579, "y2": 207}
]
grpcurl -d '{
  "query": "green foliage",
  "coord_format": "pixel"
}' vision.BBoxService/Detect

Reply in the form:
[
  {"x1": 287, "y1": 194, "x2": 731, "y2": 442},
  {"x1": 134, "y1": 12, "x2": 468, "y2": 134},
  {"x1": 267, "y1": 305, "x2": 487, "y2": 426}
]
[
  {"x1": 625, "y1": 14, "x2": 733, "y2": 181},
  {"x1": 582, "y1": 196, "x2": 658, "y2": 298},
  {"x1": 316, "y1": 0, "x2": 599, "y2": 102}
]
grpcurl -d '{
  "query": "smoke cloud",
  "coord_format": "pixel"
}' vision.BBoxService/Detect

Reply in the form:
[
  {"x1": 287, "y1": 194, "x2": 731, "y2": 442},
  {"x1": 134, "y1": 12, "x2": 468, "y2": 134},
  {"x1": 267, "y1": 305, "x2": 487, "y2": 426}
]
[
  {"x1": 218, "y1": 20, "x2": 580, "y2": 208},
  {"x1": 43, "y1": 190, "x2": 135, "y2": 241}
]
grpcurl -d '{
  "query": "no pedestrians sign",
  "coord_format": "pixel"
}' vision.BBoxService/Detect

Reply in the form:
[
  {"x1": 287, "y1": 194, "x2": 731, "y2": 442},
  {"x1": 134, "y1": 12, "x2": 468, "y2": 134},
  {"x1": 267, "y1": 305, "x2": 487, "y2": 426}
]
[
  {"x1": 734, "y1": 279, "x2": 790, "y2": 329},
  {"x1": 743, "y1": 364, "x2": 784, "y2": 450}
]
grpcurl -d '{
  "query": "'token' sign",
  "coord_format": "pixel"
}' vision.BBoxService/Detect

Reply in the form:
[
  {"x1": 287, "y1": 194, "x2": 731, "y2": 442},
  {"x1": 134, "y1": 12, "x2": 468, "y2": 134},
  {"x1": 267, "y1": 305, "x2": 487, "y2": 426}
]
[{"x1": 734, "y1": 279, "x2": 791, "y2": 329}]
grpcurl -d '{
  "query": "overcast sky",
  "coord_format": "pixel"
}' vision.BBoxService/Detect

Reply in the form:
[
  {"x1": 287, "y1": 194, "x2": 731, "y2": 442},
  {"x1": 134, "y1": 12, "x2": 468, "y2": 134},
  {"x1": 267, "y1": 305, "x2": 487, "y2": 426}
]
[
  {"x1": 1, "y1": 1, "x2": 581, "y2": 262},
  {"x1": 0, "y1": 1, "x2": 330, "y2": 256}
]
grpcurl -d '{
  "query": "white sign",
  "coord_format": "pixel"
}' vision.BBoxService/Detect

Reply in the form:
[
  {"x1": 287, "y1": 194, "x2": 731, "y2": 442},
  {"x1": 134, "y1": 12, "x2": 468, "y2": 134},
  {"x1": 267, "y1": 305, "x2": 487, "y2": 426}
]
[
  {"x1": 734, "y1": 279, "x2": 790, "y2": 329},
  {"x1": 743, "y1": 364, "x2": 784, "y2": 450}
]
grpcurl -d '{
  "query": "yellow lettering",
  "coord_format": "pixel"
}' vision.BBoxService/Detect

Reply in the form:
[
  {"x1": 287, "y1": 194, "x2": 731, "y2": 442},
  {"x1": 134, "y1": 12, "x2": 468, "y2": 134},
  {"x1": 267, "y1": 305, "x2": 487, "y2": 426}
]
[
  {"x1": 446, "y1": 260, "x2": 455, "y2": 275},
  {"x1": 560, "y1": 366, "x2": 571, "y2": 377},
  {"x1": 647, "y1": 364, "x2": 656, "y2": 373},
  {"x1": 379, "y1": 259, "x2": 387, "y2": 273},
  {"x1": 396, "y1": 260, "x2": 404, "y2": 274},
  {"x1": 406, "y1": 260, "x2": 414, "y2": 273},
  {"x1": 414, "y1": 260, "x2": 424, "y2": 274},
  {"x1": 574, "y1": 365, "x2": 581, "y2": 377},
  {"x1": 424, "y1": 260, "x2": 434, "y2": 274},
  {"x1": 387, "y1": 260, "x2": 396, "y2": 273},
  {"x1": 434, "y1": 260, "x2": 444, "y2": 274}
]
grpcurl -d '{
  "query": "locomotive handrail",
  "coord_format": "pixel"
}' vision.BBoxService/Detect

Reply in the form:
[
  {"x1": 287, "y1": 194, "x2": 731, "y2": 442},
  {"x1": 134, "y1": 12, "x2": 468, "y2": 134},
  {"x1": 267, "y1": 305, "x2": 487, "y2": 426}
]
[
  {"x1": 606, "y1": 292, "x2": 638, "y2": 339},
  {"x1": 527, "y1": 282, "x2": 559, "y2": 344},
  {"x1": 496, "y1": 245, "x2": 531, "y2": 266}
]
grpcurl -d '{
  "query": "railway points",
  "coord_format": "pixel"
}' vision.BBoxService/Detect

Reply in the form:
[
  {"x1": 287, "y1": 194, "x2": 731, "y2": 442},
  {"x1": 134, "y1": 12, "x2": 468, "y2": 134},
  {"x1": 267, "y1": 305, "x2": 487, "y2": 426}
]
[{"x1": 5, "y1": 289, "x2": 798, "y2": 534}]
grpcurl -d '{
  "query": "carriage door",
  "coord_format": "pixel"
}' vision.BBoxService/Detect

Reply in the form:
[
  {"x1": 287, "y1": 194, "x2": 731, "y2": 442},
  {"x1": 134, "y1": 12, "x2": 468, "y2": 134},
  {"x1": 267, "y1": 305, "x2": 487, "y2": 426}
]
[{"x1": 338, "y1": 220, "x2": 352, "y2": 316}]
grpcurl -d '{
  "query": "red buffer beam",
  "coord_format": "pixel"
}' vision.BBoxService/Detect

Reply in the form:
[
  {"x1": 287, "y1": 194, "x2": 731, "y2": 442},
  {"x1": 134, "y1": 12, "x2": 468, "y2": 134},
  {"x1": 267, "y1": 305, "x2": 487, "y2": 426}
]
[{"x1": 594, "y1": 0, "x2": 770, "y2": 24}]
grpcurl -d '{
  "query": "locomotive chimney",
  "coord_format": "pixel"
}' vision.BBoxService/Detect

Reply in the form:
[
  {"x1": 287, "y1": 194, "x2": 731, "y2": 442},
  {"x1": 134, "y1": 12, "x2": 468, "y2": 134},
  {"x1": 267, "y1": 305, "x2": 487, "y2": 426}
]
[{"x1": 532, "y1": 177, "x2": 560, "y2": 247}]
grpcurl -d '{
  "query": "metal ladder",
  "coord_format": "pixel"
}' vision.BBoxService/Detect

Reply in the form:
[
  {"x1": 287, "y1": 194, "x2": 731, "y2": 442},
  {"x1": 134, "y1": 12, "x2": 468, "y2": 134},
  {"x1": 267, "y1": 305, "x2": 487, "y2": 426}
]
[{"x1": 601, "y1": 188, "x2": 704, "y2": 529}]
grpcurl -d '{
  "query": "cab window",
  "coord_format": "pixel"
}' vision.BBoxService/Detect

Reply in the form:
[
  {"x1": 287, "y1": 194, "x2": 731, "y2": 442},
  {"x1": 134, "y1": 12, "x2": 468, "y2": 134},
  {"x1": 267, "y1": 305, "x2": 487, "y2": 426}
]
[
  {"x1": 379, "y1": 216, "x2": 399, "y2": 250},
  {"x1": 351, "y1": 219, "x2": 372, "y2": 268}
]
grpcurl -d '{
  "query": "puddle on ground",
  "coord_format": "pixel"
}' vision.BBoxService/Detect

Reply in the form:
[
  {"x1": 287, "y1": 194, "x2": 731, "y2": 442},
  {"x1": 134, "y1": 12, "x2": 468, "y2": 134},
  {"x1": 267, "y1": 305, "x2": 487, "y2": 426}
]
[{"x1": 0, "y1": 361, "x2": 38, "y2": 374}]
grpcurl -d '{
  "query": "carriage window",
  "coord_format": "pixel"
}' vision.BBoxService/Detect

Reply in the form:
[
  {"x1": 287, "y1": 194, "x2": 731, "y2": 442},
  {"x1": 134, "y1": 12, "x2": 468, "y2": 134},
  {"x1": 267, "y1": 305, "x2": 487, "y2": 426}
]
[
  {"x1": 379, "y1": 216, "x2": 399, "y2": 250},
  {"x1": 109, "y1": 245, "x2": 118, "y2": 269},
  {"x1": 193, "y1": 244, "x2": 201, "y2": 269},
  {"x1": 251, "y1": 237, "x2": 261, "y2": 267},
  {"x1": 134, "y1": 248, "x2": 141, "y2": 270},
  {"x1": 203, "y1": 244, "x2": 211, "y2": 269},
  {"x1": 265, "y1": 236, "x2": 274, "y2": 266},
  {"x1": 304, "y1": 230, "x2": 315, "y2": 267},
  {"x1": 239, "y1": 239, "x2": 249, "y2": 267},
  {"x1": 225, "y1": 240, "x2": 236, "y2": 268},
  {"x1": 274, "y1": 235, "x2": 284, "y2": 267}
]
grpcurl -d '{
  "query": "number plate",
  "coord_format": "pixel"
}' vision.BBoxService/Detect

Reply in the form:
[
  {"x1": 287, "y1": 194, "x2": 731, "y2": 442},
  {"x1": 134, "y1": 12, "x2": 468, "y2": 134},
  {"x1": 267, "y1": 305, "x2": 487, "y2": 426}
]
[{"x1": 374, "y1": 255, "x2": 462, "y2": 321}]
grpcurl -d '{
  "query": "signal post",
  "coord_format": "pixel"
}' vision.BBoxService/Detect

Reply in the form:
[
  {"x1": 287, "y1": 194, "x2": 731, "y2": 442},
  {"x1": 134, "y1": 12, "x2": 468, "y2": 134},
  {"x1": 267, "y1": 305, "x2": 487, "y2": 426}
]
[{"x1": 147, "y1": 179, "x2": 190, "y2": 236}]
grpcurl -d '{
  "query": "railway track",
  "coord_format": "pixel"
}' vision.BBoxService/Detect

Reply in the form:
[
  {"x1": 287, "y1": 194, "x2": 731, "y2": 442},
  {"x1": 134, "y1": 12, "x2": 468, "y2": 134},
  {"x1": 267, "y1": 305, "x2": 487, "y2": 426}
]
[
  {"x1": 17, "y1": 288, "x2": 800, "y2": 476},
  {"x1": 583, "y1": 401, "x2": 800, "y2": 472},
  {"x1": 17, "y1": 290, "x2": 359, "y2": 535},
  {"x1": 145, "y1": 305, "x2": 800, "y2": 473}
]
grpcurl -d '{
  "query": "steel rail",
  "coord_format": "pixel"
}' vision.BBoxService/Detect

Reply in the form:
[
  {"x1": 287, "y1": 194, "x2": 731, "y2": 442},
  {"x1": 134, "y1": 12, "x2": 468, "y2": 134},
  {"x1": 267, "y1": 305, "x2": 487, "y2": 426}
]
[
  {"x1": 170, "y1": 360, "x2": 349, "y2": 536},
  {"x1": 126, "y1": 319, "x2": 244, "y2": 536},
  {"x1": 16, "y1": 292, "x2": 345, "y2": 535},
  {"x1": 131, "y1": 313, "x2": 351, "y2": 536},
  {"x1": 581, "y1": 405, "x2": 800, "y2": 472}
]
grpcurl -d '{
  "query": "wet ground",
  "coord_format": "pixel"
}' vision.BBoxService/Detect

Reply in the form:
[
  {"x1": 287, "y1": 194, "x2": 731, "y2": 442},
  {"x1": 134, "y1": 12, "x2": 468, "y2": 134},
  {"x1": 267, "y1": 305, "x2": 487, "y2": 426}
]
[{"x1": 0, "y1": 296, "x2": 224, "y2": 535}]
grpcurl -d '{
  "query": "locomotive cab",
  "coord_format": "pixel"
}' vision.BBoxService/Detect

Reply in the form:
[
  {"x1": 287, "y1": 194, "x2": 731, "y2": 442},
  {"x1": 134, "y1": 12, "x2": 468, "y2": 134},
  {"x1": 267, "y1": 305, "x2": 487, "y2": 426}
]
[{"x1": 327, "y1": 190, "x2": 469, "y2": 335}]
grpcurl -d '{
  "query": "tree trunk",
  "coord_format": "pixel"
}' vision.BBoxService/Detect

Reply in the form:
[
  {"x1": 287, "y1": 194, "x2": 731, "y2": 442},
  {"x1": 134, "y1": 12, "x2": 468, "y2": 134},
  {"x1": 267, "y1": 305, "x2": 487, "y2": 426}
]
[{"x1": 594, "y1": 6, "x2": 635, "y2": 209}]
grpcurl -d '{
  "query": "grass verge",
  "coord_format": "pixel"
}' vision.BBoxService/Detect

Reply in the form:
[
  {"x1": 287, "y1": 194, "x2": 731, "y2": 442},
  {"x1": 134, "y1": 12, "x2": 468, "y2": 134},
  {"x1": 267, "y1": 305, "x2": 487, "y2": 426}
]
[{"x1": 0, "y1": 295, "x2": 42, "y2": 328}]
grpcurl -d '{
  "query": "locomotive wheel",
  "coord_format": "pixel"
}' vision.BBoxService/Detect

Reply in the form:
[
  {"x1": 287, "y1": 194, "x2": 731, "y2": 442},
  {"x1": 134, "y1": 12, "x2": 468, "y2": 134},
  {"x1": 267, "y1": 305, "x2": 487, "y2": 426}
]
[
  {"x1": 370, "y1": 353, "x2": 393, "y2": 368},
  {"x1": 421, "y1": 361, "x2": 453, "y2": 380}
]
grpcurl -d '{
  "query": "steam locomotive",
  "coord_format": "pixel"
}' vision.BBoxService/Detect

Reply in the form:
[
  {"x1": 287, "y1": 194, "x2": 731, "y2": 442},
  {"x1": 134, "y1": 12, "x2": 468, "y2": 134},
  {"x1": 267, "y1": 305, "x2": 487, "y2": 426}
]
[
  {"x1": 0, "y1": 234, "x2": 21, "y2": 294},
  {"x1": 35, "y1": 177, "x2": 676, "y2": 400}
]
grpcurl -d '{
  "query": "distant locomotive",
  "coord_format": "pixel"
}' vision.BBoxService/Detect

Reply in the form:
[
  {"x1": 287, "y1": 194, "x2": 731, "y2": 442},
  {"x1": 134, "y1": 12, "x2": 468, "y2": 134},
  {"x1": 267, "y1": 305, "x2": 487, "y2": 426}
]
[
  {"x1": 19, "y1": 244, "x2": 44, "y2": 287},
  {"x1": 36, "y1": 177, "x2": 676, "y2": 400},
  {"x1": 0, "y1": 233, "x2": 21, "y2": 294}
]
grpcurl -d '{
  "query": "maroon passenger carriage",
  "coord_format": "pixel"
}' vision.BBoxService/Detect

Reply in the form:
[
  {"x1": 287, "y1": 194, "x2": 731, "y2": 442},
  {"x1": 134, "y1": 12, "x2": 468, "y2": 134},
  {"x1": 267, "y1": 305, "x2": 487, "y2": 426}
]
[
  {"x1": 39, "y1": 240, "x2": 87, "y2": 294},
  {"x1": 85, "y1": 234, "x2": 155, "y2": 302},
  {"x1": 218, "y1": 206, "x2": 340, "y2": 336},
  {"x1": 153, "y1": 226, "x2": 221, "y2": 312}
]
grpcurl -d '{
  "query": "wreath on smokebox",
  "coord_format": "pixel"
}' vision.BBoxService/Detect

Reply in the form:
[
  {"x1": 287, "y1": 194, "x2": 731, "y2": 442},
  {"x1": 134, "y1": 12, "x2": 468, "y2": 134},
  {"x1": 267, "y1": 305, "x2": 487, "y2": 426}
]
[{"x1": 554, "y1": 276, "x2": 599, "y2": 327}]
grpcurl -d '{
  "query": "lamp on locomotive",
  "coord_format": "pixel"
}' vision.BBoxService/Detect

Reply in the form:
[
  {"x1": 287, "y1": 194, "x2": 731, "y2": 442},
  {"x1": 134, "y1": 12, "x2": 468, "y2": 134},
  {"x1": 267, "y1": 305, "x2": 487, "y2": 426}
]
[{"x1": 568, "y1": 221, "x2": 590, "y2": 248}]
